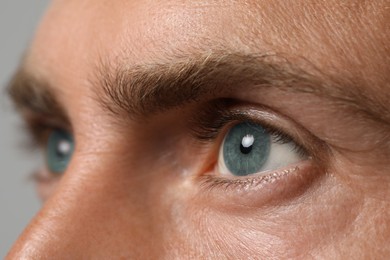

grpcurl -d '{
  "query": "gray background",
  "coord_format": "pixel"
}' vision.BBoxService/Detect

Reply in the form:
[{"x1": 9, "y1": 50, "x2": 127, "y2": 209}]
[{"x1": 0, "y1": 0, "x2": 50, "y2": 257}]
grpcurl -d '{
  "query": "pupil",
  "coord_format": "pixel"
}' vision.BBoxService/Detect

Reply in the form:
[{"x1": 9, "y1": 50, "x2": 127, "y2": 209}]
[{"x1": 240, "y1": 134, "x2": 254, "y2": 154}]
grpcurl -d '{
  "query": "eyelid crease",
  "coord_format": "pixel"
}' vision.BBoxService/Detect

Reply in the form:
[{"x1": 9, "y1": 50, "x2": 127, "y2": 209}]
[
  {"x1": 188, "y1": 98, "x2": 330, "y2": 168},
  {"x1": 21, "y1": 113, "x2": 72, "y2": 150}
]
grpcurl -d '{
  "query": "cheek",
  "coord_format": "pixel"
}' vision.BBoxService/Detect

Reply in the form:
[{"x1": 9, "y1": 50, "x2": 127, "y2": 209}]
[
  {"x1": 34, "y1": 168, "x2": 62, "y2": 202},
  {"x1": 157, "y1": 174, "x2": 364, "y2": 258}
]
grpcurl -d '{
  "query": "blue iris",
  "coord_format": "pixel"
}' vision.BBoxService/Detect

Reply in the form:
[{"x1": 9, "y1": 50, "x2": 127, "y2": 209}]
[
  {"x1": 222, "y1": 122, "x2": 271, "y2": 176},
  {"x1": 46, "y1": 129, "x2": 74, "y2": 174}
]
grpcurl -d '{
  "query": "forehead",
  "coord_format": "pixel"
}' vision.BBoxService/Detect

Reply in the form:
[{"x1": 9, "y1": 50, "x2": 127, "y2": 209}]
[{"x1": 26, "y1": 0, "x2": 388, "y2": 100}]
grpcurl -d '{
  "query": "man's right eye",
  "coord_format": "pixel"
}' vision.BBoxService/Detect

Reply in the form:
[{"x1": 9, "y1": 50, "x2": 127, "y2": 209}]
[{"x1": 46, "y1": 129, "x2": 75, "y2": 174}]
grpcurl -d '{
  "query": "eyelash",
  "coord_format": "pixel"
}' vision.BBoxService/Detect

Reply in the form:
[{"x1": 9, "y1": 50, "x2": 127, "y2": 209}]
[
  {"x1": 23, "y1": 99, "x2": 319, "y2": 197},
  {"x1": 21, "y1": 112, "x2": 71, "y2": 148},
  {"x1": 189, "y1": 99, "x2": 312, "y2": 190},
  {"x1": 21, "y1": 122, "x2": 51, "y2": 151},
  {"x1": 190, "y1": 99, "x2": 308, "y2": 155}
]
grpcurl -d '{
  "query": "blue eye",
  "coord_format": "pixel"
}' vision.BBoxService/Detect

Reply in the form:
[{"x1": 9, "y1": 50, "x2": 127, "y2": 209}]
[
  {"x1": 46, "y1": 129, "x2": 74, "y2": 174},
  {"x1": 219, "y1": 122, "x2": 305, "y2": 176}
]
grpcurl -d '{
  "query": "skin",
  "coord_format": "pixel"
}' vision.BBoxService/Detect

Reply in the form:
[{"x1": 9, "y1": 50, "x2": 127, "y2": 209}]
[{"x1": 7, "y1": 0, "x2": 390, "y2": 259}]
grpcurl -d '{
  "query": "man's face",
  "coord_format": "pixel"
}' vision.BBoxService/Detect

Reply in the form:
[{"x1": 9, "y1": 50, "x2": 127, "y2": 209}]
[{"x1": 7, "y1": 0, "x2": 390, "y2": 258}]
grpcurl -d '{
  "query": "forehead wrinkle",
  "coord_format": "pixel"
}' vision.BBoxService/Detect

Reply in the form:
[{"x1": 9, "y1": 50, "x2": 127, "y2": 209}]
[{"x1": 95, "y1": 50, "x2": 389, "y2": 125}]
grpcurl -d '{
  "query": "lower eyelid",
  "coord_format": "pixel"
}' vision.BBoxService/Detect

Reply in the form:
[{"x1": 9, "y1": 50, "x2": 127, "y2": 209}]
[
  {"x1": 31, "y1": 168, "x2": 61, "y2": 202},
  {"x1": 196, "y1": 160, "x2": 322, "y2": 209}
]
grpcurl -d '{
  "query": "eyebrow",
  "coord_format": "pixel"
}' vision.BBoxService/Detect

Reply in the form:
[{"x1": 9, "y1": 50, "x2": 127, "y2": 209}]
[
  {"x1": 7, "y1": 66, "x2": 66, "y2": 120},
  {"x1": 97, "y1": 52, "x2": 389, "y2": 123},
  {"x1": 8, "y1": 52, "x2": 389, "y2": 125}
]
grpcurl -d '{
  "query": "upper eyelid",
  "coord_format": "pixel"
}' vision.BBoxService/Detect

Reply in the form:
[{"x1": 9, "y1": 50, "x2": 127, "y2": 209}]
[
  {"x1": 21, "y1": 112, "x2": 72, "y2": 147},
  {"x1": 188, "y1": 99, "x2": 330, "y2": 164}
]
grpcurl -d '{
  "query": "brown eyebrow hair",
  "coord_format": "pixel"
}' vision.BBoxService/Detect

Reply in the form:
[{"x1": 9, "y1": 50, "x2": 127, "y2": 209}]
[
  {"x1": 8, "y1": 52, "x2": 389, "y2": 126},
  {"x1": 97, "y1": 52, "x2": 389, "y2": 124},
  {"x1": 7, "y1": 65, "x2": 67, "y2": 121}
]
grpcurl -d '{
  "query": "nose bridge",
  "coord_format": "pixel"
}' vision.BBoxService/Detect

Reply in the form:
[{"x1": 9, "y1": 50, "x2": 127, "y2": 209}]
[{"x1": 7, "y1": 159, "x2": 157, "y2": 259}]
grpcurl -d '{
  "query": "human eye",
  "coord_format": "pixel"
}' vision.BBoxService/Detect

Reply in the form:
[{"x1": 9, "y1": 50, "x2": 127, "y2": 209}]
[
  {"x1": 189, "y1": 99, "x2": 326, "y2": 203},
  {"x1": 23, "y1": 116, "x2": 74, "y2": 200},
  {"x1": 28, "y1": 122, "x2": 75, "y2": 175},
  {"x1": 45, "y1": 129, "x2": 74, "y2": 174},
  {"x1": 218, "y1": 121, "x2": 307, "y2": 177}
]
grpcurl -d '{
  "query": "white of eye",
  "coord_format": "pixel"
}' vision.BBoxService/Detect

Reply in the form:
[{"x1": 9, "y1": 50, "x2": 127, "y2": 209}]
[{"x1": 260, "y1": 140, "x2": 304, "y2": 172}]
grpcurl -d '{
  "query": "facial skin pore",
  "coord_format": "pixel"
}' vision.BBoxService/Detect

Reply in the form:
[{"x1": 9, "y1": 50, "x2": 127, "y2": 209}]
[{"x1": 7, "y1": 0, "x2": 390, "y2": 259}]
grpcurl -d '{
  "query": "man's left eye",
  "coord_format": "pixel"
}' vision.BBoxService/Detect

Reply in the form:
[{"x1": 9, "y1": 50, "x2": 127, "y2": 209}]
[{"x1": 218, "y1": 122, "x2": 307, "y2": 177}]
